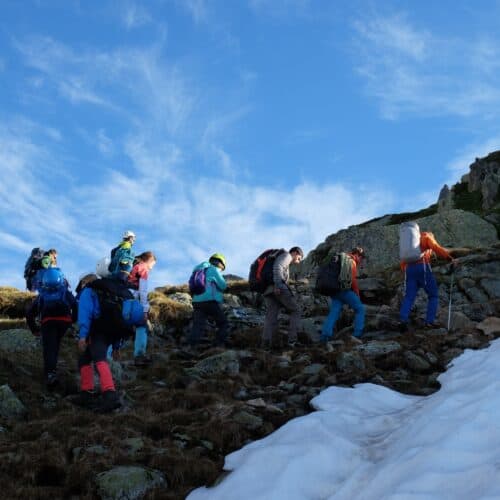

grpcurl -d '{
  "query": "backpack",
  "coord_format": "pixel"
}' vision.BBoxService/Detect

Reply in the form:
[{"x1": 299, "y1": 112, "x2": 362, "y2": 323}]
[
  {"x1": 88, "y1": 278, "x2": 145, "y2": 329},
  {"x1": 24, "y1": 247, "x2": 45, "y2": 289},
  {"x1": 38, "y1": 268, "x2": 72, "y2": 316},
  {"x1": 108, "y1": 245, "x2": 134, "y2": 276},
  {"x1": 248, "y1": 249, "x2": 286, "y2": 293},
  {"x1": 96, "y1": 256, "x2": 111, "y2": 278},
  {"x1": 314, "y1": 252, "x2": 353, "y2": 296},
  {"x1": 189, "y1": 267, "x2": 207, "y2": 296},
  {"x1": 315, "y1": 254, "x2": 342, "y2": 296},
  {"x1": 399, "y1": 221, "x2": 424, "y2": 263}
]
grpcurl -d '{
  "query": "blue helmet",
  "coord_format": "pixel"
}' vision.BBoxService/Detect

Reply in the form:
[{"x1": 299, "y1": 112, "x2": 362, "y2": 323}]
[{"x1": 41, "y1": 267, "x2": 64, "y2": 290}]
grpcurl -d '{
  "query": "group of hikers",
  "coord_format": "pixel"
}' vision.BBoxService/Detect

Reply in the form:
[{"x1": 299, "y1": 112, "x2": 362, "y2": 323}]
[{"x1": 23, "y1": 221, "x2": 456, "y2": 412}]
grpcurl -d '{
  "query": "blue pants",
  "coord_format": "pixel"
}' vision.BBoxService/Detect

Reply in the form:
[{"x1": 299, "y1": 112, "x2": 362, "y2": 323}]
[
  {"x1": 134, "y1": 326, "x2": 148, "y2": 357},
  {"x1": 400, "y1": 263, "x2": 439, "y2": 324},
  {"x1": 321, "y1": 290, "x2": 365, "y2": 340}
]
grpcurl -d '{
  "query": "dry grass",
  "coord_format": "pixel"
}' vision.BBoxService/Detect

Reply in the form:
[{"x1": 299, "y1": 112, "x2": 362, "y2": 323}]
[{"x1": 0, "y1": 287, "x2": 34, "y2": 318}]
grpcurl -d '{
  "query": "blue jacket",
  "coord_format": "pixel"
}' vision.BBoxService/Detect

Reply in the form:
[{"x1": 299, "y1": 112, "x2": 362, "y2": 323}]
[
  {"x1": 77, "y1": 287, "x2": 124, "y2": 350},
  {"x1": 191, "y1": 262, "x2": 227, "y2": 303}
]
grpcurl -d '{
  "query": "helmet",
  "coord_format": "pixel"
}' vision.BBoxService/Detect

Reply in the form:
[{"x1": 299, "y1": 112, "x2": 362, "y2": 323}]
[
  {"x1": 123, "y1": 230, "x2": 136, "y2": 240},
  {"x1": 41, "y1": 268, "x2": 64, "y2": 290},
  {"x1": 209, "y1": 253, "x2": 226, "y2": 271},
  {"x1": 96, "y1": 256, "x2": 111, "y2": 278}
]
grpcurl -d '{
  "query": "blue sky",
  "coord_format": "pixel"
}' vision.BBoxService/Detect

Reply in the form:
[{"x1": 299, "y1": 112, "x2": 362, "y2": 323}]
[{"x1": 1, "y1": 0, "x2": 499, "y2": 290}]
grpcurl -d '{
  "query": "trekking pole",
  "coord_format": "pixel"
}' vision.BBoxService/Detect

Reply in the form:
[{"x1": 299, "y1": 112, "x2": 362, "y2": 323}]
[{"x1": 447, "y1": 264, "x2": 455, "y2": 332}]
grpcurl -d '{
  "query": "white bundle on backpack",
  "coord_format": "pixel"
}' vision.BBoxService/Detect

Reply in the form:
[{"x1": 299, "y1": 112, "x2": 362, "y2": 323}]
[
  {"x1": 96, "y1": 256, "x2": 111, "y2": 278},
  {"x1": 399, "y1": 221, "x2": 424, "y2": 263}
]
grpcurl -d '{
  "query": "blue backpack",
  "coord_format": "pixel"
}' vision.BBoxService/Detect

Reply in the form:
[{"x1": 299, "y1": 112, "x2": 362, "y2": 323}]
[
  {"x1": 38, "y1": 268, "x2": 72, "y2": 315},
  {"x1": 189, "y1": 268, "x2": 207, "y2": 296}
]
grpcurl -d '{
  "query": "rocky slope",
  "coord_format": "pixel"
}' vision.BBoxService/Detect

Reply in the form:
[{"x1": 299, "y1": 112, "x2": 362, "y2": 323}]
[{"x1": 0, "y1": 153, "x2": 499, "y2": 499}]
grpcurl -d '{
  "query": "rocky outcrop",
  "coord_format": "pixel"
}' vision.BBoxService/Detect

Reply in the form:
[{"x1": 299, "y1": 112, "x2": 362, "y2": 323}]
[
  {"x1": 468, "y1": 151, "x2": 500, "y2": 210},
  {"x1": 300, "y1": 209, "x2": 497, "y2": 276}
]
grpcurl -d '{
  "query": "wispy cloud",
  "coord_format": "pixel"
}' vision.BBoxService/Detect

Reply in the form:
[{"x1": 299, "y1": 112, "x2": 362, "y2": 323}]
[
  {"x1": 446, "y1": 135, "x2": 500, "y2": 185},
  {"x1": 122, "y1": 2, "x2": 152, "y2": 29},
  {"x1": 352, "y1": 13, "x2": 500, "y2": 120},
  {"x1": 181, "y1": 0, "x2": 209, "y2": 24}
]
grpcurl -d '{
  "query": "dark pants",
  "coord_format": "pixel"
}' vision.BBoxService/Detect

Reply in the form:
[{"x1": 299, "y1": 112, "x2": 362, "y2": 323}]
[
  {"x1": 262, "y1": 289, "x2": 300, "y2": 343},
  {"x1": 78, "y1": 331, "x2": 110, "y2": 367},
  {"x1": 41, "y1": 321, "x2": 70, "y2": 375},
  {"x1": 188, "y1": 301, "x2": 228, "y2": 346}
]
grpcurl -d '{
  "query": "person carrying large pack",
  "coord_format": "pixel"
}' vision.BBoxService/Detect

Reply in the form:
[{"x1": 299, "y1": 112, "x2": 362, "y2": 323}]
[
  {"x1": 254, "y1": 246, "x2": 303, "y2": 349},
  {"x1": 76, "y1": 276, "x2": 145, "y2": 412},
  {"x1": 108, "y1": 230, "x2": 136, "y2": 282},
  {"x1": 187, "y1": 253, "x2": 228, "y2": 350},
  {"x1": 319, "y1": 247, "x2": 365, "y2": 342},
  {"x1": 399, "y1": 221, "x2": 456, "y2": 331},
  {"x1": 128, "y1": 251, "x2": 157, "y2": 365},
  {"x1": 26, "y1": 267, "x2": 77, "y2": 387}
]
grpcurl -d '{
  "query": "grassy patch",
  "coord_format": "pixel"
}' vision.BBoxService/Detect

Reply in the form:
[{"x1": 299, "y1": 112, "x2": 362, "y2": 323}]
[{"x1": 388, "y1": 204, "x2": 438, "y2": 225}]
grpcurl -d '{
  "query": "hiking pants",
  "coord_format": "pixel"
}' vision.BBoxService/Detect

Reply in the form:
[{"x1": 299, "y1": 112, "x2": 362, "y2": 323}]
[
  {"x1": 78, "y1": 331, "x2": 115, "y2": 393},
  {"x1": 400, "y1": 263, "x2": 439, "y2": 324},
  {"x1": 321, "y1": 290, "x2": 365, "y2": 340},
  {"x1": 40, "y1": 321, "x2": 69, "y2": 375},
  {"x1": 262, "y1": 289, "x2": 300, "y2": 343},
  {"x1": 134, "y1": 326, "x2": 148, "y2": 357},
  {"x1": 188, "y1": 301, "x2": 228, "y2": 346}
]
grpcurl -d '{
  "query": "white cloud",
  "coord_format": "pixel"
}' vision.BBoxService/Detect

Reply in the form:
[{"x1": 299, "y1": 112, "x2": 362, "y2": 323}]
[
  {"x1": 446, "y1": 135, "x2": 500, "y2": 185},
  {"x1": 352, "y1": 13, "x2": 500, "y2": 120},
  {"x1": 122, "y1": 3, "x2": 152, "y2": 29},
  {"x1": 182, "y1": 0, "x2": 209, "y2": 24}
]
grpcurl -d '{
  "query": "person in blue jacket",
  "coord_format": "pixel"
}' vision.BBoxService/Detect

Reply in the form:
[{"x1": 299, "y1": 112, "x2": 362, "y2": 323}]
[
  {"x1": 187, "y1": 253, "x2": 228, "y2": 349},
  {"x1": 76, "y1": 277, "x2": 144, "y2": 412}
]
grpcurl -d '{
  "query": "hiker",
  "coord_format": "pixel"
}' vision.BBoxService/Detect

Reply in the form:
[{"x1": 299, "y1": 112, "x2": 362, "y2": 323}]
[
  {"x1": 187, "y1": 253, "x2": 229, "y2": 349},
  {"x1": 399, "y1": 223, "x2": 456, "y2": 331},
  {"x1": 128, "y1": 251, "x2": 157, "y2": 365},
  {"x1": 108, "y1": 230, "x2": 136, "y2": 282},
  {"x1": 76, "y1": 277, "x2": 145, "y2": 412},
  {"x1": 26, "y1": 267, "x2": 77, "y2": 387},
  {"x1": 320, "y1": 247, "x2": 365, "y2": 342},
  {"x1": 261, "y1": 246, "x2": 304, "y2": 349},
  {"x1": 24, "y1": 248, "x2": 58, "y2": 291}
]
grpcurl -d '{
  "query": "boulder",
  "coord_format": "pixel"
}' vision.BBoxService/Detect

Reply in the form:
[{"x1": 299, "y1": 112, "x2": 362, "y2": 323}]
[
  {"x1": 96, "y1": 466, "x2": 166, "y2": 500},
  {"x1": 0, "y1": 329, "x2": 39, "y2": 353},
  {"x1": 187, "y1": 350, "x2": 240, "y2": 378},
  {"x1": 336, "y1": 352, "x2": 365, "y2": 372},
  {"x1": 357, "y1": 340, "x2": 402, "y2": 357},
  {"x1": 0, "y1": 385, "x2": 27, "y2": 420}
]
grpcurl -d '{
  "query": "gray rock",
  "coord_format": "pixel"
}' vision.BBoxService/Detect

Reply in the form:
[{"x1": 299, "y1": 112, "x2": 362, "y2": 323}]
[
  {"x1": 0, "y1": 329, "x2": 39, "y2": 353},
  {"x1": 167, "y1": 292, "x2": 193, "y2": 307},
  {"x1": 336, "y1": 352, "x2": 365, "y2": 372},
  {"x1": 404, "y1": 352, "x2": 431, "y2": 372},
  {"x1": 476, "y1": 317, "x2": 500, "y2": 336},
  {"x1": 187, "y1": 350, "x2": 240, "y2": 378},
  {"x1": 0, "y1": 385, "x2": 27, "y2": 420},
  {"x1": 123, "y1": 437, "x2": 145, "y2": 455},
  {"x1": 480, "y1": 279, "x2": 500, "y2": 299},
  {"x1": 357, "y1": 340, "x2": 402, "y2": 357},
  {"x1": 224, "y1": 294, "x2": 242, "y2": 308},
  {"x1": 232, "y1": 411, "x2": 263, "y2": 430},
  {"x1": 96, "y1": 466, "x2": 166, "y2": 500},
  {"x1": 301, "y1": 364, "x2": 326, "y2": 376},
  {"x1": 456, "y1": 334, "x2": 482, "y2": 349},
  {"x1": 300, "y1": 317, "x2": 322, "y2": 343}
]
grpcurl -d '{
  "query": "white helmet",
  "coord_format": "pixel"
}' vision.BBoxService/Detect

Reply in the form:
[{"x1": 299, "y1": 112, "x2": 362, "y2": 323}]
[
  {"x1": 96, "y1": 256, "x2": 111, "y2": 278},
  {"x1": 123, "y1": 230, "x2": 136, "y2": 240}
]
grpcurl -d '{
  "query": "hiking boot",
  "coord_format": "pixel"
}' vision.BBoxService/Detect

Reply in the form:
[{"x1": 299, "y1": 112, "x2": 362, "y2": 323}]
[
  {"x1": 46, "y1": 371, "x2": 59, "y2": 388},
  {"x1": 73, "y1": 390, "x2": 98, "y2": 410},
  {"x1": 134, "y1": 354, "x2": 153, "y2": 367},
  {"x1": 98, "y1": 390, "x2": 121, "y2": 413}
]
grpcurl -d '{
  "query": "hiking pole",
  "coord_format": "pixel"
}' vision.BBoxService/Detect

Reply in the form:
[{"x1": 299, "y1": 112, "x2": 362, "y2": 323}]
[{"x1": 447, "y1": 263, "x2": 455, "y2": 332}]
